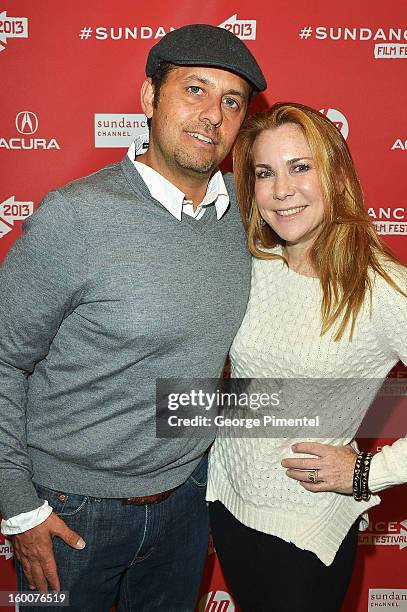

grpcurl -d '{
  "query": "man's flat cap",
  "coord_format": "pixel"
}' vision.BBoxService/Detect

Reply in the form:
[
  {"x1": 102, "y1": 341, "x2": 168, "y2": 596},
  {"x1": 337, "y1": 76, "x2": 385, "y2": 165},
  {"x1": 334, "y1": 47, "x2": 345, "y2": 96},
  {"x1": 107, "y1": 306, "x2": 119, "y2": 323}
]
[{"x1": 146, "y1": 23, "x2": 266, "y2": 93}]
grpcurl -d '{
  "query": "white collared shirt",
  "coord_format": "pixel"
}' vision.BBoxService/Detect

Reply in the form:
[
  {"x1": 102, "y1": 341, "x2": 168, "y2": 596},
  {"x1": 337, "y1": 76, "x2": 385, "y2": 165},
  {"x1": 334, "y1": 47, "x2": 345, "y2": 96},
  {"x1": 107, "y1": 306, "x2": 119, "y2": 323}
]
[{"x1": 127, "y1": 133, "x2": 230, "y2": 221}]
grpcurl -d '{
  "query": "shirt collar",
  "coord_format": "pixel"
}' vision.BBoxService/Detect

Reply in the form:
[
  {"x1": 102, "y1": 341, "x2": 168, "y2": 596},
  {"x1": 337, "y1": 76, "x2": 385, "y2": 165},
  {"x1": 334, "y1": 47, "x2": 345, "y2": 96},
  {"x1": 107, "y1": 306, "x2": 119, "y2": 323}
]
[{"x1": 127, "y1": 133, "x2": 230, "y2": 221}]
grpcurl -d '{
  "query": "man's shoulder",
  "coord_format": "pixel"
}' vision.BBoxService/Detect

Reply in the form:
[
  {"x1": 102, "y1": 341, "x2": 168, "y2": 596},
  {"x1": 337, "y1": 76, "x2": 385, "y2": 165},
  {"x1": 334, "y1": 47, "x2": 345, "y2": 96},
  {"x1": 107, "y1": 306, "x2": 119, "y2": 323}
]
[
  {"x1": 27, "y1": 160, "x2": 129, "y2": 232},
  {"x1": 58, "y1": 160, "x2": 124, "y2": 205}
]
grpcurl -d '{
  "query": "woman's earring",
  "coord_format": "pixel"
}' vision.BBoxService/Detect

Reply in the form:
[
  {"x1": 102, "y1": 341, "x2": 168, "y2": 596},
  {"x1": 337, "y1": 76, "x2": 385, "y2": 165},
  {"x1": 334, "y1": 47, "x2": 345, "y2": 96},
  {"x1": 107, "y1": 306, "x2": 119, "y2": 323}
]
[{"x1": 259, "y1": 218, "x2": 266, "y2": 226}]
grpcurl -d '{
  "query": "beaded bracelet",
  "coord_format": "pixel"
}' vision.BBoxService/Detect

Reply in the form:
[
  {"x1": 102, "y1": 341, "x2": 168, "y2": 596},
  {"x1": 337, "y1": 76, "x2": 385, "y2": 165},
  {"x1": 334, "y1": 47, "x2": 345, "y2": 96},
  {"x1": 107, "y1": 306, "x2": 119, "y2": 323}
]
[
  {"x1": 353, "y1": 452, "x2": 365, "y2": 501},
  {"x1": 360, "y1": 452, "x2": 373, "y2": 501}
]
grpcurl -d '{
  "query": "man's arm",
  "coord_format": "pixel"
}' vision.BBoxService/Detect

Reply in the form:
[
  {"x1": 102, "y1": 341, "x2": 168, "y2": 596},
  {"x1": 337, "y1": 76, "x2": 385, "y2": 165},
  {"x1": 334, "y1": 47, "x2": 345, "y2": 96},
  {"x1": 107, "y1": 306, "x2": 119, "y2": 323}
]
[
  {"x1": 0, "y1": 190, "x2": 87, "y2": 590},
  {"x1": 0, "y1": 190, "x2": 85, "y2": 518}
]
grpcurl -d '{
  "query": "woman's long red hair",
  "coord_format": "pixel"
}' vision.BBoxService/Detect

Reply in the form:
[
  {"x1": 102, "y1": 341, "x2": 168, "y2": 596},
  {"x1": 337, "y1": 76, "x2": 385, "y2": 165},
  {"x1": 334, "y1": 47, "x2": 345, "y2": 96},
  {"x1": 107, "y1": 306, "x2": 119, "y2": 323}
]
[{"x1": 233, "y1": 102, "x2": 406, "y2": 340}]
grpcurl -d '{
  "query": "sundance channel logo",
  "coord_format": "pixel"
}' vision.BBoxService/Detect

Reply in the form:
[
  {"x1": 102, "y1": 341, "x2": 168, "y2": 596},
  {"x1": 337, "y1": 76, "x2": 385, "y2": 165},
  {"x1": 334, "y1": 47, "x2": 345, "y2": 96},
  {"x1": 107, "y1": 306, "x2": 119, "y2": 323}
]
[
  {"x1": 0, "y1": 111, "x2": 60, "y2": 150},
  {"x1": 94, "y1": 114, "x2": 147, "y2": 148},
  {"x1": 369, "y1": 589, "x2": 407, "y2": 610}
]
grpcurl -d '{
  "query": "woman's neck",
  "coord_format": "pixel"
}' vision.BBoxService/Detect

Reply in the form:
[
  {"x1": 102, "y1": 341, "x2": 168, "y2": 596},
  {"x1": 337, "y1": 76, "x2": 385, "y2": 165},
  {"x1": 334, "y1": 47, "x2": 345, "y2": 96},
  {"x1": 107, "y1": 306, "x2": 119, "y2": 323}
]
[{"x1": 283, "y1": 242, "x2": 317, "y2": 278}]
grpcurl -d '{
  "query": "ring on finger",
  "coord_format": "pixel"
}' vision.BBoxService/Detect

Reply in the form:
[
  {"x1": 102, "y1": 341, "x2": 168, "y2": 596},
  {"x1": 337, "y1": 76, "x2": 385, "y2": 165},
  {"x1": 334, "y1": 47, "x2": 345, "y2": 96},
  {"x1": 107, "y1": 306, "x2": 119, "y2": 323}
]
[{"x1": 308, "y1": 469, "x2": 319, "y2": 484}]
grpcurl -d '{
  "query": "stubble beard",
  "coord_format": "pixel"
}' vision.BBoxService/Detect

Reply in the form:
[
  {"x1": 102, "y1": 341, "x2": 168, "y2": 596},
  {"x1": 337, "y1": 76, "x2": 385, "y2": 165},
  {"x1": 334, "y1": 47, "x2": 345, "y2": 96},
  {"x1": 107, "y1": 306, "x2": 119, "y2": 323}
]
[{"x1": 173, "y1": 148, "x2": 217, "y2": 175}]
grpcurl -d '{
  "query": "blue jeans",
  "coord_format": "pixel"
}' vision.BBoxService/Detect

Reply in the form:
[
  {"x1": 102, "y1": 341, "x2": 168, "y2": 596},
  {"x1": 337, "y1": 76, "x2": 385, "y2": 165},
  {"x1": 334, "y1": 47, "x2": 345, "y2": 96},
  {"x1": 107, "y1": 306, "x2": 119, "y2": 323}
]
[{"x1": 16, "y1": 456, "x2": 209, "y2": 612}]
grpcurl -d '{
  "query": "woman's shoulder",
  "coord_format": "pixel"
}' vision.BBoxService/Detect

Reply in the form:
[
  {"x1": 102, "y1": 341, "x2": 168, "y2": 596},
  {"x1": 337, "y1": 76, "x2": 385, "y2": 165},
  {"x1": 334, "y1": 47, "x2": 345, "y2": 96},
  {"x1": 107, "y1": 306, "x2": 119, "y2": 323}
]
[
  {"x1": 369, "y1": 257, "x2": 407, "y2": 331},
  {"x1": 252, "y1": 244, "x2": 286, "y2": 273},
  {"x1": 368, "y1": 257, "x2": 407, "y2": 365},
  {"x1": 371, "y1": 256, "x2": 407, "y2": 295}
]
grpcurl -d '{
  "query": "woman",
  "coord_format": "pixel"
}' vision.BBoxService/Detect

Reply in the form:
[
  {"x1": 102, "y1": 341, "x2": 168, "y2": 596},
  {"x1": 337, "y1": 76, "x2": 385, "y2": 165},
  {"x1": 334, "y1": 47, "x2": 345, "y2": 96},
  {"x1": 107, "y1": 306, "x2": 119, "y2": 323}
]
[{"x1": 206, "y1": 102, "x2": 407, "y2": 612}]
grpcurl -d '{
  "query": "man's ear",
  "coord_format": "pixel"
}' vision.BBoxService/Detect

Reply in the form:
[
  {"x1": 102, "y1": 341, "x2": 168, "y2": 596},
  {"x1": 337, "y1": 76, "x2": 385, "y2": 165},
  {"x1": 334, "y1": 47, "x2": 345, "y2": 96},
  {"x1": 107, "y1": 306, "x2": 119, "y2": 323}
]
[{"x1": 140, "y1": 78, "x2": 155, "y2": 119}]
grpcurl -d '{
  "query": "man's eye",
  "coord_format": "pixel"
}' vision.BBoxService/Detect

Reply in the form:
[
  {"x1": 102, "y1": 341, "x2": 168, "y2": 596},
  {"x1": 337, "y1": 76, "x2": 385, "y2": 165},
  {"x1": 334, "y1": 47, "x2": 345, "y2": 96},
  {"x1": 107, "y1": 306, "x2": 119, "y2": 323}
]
[
  {"x1": 223, "y1": 97, "x2": 239, "y2": 109},
  {"x1": 188, "y1": 86, "x2": 203, "y2": 95}
]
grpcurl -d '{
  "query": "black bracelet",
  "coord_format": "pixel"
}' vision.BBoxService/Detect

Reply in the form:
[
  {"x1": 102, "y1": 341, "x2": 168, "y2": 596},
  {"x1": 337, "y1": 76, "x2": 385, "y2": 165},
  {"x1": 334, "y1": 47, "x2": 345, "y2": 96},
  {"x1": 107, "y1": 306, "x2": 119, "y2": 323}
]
[
  {"x1": 360, "y1": 452, "x2": 373, "y2": 501},
  {"x1": 353, "y1": 452, "x2": 365, "y2": 501}
]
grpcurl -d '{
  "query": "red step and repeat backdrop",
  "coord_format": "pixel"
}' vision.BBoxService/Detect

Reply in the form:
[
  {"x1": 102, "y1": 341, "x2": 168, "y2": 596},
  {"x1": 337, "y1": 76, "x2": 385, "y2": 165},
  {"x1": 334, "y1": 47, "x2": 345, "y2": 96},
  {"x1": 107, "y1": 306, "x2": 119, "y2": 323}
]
[{"x1": 0, "y1": 1, "x2": 406, "y2": 610}]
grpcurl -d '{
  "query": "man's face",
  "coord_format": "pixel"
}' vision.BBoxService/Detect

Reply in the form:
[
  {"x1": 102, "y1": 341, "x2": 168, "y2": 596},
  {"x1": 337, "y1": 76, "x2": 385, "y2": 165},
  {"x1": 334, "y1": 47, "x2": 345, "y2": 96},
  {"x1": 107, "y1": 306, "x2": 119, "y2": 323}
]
[{"x1": 142, "y1": 66, "x2": 250, "y2": 178}]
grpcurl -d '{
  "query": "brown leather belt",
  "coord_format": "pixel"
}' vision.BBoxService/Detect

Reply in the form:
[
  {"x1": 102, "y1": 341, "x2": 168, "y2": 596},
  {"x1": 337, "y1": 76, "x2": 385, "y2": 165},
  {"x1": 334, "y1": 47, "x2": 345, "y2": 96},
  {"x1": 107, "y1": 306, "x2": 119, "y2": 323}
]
[{"x1": 121, "y1": 489, "x2": 174, "y2": 505}]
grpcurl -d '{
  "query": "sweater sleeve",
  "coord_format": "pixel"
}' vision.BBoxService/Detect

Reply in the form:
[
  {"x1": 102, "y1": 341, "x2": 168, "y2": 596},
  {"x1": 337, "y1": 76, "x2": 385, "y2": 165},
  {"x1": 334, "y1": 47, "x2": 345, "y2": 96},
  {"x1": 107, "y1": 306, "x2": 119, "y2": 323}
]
[
  {"x1": 368, "y1": 265, "x2": 407, "y2": 492},
  {"x1": 0, "y1": 190, "x2": 85, "y2": 519},
  {"x1": 369, "y1": 437, "x2": 407, "y2": 492}
]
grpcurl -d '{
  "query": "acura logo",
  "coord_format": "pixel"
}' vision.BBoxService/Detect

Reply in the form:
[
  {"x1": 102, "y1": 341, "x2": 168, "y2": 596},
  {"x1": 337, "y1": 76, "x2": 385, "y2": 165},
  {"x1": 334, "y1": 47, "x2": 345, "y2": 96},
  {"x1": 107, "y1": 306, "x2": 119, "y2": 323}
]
[{"x1": 15, "y1": 111, "x2": 38, "y2": 135}]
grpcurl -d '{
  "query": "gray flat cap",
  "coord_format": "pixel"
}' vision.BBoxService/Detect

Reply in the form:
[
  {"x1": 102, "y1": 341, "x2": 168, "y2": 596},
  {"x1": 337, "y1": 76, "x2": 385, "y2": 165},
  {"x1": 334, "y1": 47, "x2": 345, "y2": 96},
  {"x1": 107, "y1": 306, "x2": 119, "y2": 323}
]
[{"x1": 146, "y1": 23, "x2": 266, "y2": 93}]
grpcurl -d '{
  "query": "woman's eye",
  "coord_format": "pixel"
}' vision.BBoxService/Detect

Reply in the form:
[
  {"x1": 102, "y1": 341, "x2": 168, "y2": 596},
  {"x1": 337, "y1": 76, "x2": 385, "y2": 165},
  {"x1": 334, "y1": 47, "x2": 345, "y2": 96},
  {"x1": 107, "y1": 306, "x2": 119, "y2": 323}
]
[
  {"x1": 255, "y1": 170, "x2": 272, "y2": 179},
  {"x1": 188, "y1": 86, "x2": 203, "y2": 95},
  {"x1": 293, "y1": 164, "x2": 310, "y2": 172}
]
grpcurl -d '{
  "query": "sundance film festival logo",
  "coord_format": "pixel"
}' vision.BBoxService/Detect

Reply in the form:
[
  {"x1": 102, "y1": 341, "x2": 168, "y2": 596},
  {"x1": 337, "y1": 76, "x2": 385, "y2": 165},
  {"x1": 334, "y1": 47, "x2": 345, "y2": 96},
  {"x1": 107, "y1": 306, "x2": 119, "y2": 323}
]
[
  {"x1": 79, "y1": 17, "x2": 256, "y2": 42},
  {"x1": 0, "y1": 111, "x2": 60, "y2": 150},
  {"x1": 368, "y1": 207, "x2": 407, "y2": 236},
  {"x1": 94, "y1": 114, "x2": 147, "y2": 148},
  {"x1": 0, "y1": 195, "x2": 34, "y2": 239},
  {"x1": 319, "y1": 108, "x2": 349, "y2": 140},
  {"x1": 359, "y1": 519, "x2": 407, "y2": 549},
  {"x1": 369, "y1": 589, "x2": 407, "y2": 610},
  {"x1": 0, "y1": 537, "x2": 13, "y2": 560},
  {"x1": 199, "y1": 591, "x2": 235, "y2": 612},
  {"x1": 375, "y1": 45, "x2": 407, "y2": 59},
  {"x1": 0, "y1": 10, "x2": 28, "y2": 52},
  {"x1": 298, "y1": 25, "x2": 407, "y2": 59},
  {"x1": 218, "y1": 15, "x2": 256, "y2": 40}
]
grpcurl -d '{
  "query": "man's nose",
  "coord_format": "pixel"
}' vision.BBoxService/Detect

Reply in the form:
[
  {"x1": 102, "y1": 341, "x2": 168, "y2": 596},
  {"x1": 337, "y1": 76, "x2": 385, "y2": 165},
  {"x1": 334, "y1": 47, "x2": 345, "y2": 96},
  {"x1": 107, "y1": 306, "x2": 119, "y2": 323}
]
[{"x1": 199, "y1": 98, "x2": 223, "y2": 128}]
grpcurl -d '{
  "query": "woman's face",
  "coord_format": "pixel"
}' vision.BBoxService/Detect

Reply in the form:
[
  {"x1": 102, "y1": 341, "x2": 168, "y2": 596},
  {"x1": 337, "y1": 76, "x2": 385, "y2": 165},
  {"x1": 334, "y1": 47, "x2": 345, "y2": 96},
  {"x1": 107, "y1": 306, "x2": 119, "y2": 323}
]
[{"x1": 252, "y1": 123, "x2": 325, "y2": 248}]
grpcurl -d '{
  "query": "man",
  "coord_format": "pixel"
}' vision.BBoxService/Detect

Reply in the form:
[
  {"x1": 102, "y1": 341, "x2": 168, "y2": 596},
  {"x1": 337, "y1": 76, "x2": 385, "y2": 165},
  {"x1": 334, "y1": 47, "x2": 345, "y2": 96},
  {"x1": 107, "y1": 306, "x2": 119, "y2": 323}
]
[{"x1": 0, "y1": 24, "x2": 266, "y2": 611}]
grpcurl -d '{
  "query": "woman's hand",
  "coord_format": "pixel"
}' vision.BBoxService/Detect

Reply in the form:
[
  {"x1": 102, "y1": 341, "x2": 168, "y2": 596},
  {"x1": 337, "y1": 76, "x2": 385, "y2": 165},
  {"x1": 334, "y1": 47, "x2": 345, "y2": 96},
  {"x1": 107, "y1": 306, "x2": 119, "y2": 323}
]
[{"x1": 281, "y1": 442, "x2": 358, "y2": 494}]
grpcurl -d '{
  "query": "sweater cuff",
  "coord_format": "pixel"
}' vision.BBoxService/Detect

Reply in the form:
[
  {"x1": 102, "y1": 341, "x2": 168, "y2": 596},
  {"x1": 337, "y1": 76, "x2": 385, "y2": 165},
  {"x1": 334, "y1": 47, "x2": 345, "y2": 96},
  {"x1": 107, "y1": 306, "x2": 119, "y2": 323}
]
[
  {"x1": 0, "y1": 477, "x2": 44, "y2": 520},
  {"x1": 368, "y1": 452, "x2": 398, "y2": 493}
]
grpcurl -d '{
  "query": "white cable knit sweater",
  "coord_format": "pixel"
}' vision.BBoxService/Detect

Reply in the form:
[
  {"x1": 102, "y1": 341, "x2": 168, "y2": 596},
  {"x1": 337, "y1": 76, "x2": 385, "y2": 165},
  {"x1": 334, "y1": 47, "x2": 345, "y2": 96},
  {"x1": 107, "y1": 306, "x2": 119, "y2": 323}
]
[{"x1": 207, "y1": 248, "x2": 407, "y2": 565}]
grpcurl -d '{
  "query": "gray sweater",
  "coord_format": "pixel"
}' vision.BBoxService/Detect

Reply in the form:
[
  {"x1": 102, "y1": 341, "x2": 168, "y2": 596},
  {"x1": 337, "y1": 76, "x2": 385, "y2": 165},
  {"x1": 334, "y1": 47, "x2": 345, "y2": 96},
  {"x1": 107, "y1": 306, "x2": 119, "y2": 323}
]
[{"x1": 0, "y1": 156, "x2": 251, "y2": 519}]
